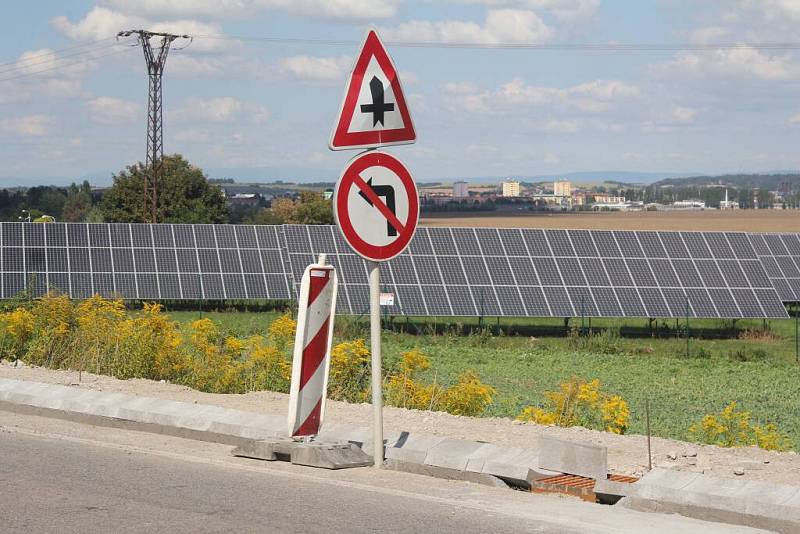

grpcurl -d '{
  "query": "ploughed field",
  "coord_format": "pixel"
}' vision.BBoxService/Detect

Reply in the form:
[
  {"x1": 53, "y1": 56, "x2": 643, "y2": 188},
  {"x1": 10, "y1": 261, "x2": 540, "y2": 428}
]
[
  {"x1": 421, "y1": 209, "x2": 800, "y2": 232},
  {"x1": 170, "y1": 310, "x2": 800, "y2": 450}
]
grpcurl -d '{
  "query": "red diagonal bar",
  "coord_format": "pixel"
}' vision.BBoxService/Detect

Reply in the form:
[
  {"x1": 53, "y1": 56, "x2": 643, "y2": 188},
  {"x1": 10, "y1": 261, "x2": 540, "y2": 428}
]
[{"x1": 351, "y1": 173, "x2": 407, "y2": 235}]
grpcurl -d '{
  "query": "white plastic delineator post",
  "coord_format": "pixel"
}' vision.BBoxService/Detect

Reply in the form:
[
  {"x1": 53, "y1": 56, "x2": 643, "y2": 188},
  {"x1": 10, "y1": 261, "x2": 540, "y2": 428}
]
[{"x1": 287, "y1": 254, "x2": 337, "y2": 438}]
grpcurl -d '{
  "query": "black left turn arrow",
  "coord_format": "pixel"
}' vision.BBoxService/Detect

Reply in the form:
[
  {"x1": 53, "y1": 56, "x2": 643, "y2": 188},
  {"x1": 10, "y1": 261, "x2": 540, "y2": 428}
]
[{"x1": 358, "y1": 177, "x2": 398, "y2": 236}]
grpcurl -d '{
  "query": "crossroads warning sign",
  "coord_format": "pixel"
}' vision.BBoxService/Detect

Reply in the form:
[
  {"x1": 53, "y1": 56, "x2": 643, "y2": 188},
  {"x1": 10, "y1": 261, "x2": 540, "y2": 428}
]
[
  {"x1": 329, "y1": 29, "x2": 416, "y2": 151},
  {"x1": 333, "y1": 151, "x2": 419, "y2": 261}
]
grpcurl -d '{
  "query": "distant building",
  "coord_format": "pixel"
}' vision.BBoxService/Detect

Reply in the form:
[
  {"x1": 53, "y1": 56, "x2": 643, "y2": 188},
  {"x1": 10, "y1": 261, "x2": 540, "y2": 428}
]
[
  {"x1": 672, "y1": 200, "x2": 706, "y2": 210},
  {"x1": 502, "y1": 180, "x2": 520, "y2": 197},
  {"x1": 719, "y1": 189, "x2": 739, "y2": 210},
  {"x1": 453, "y1": 181, "x2": 469, "y2": 199},
  {"x1": 228, "y1": 193, "x2": 260, "y2": 208},
  {"x1": 593, "y1": 193, "x2": 625, "y2": 204},
  {"x1": 553, "y1": 180, "x2": 571, "y2": 197}
]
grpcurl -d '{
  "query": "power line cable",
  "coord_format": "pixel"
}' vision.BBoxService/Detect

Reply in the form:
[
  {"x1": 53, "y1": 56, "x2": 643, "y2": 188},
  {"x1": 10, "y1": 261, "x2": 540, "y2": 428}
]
[
  {"x1": 0, "y1": 40, "x2": 125, "y2": 76},
  {"x1": 194, "y1": 34, "x2": 800, "y2": 51},
  {"x1": 0, "y1": 36, "x2": 117, "y2": 69},
  {"x1": 0, "y1": 45, "x2": 135, "y2": 83}
]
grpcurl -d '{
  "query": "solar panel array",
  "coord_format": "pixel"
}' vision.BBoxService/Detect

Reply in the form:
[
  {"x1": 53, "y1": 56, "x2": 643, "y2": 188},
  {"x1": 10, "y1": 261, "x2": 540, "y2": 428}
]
[
  {"x1": 0, "y1": 222, "x2": 790, "y2": 318},
  {"x1": 283, "y1": 225, "x2": 789, "y2": 319},
  {"x1": 749, "y1": 233, "x2": 800, "y2": 302},
  {"x1": 0, "y1": 223, "x2": 291, "y2": 300}
]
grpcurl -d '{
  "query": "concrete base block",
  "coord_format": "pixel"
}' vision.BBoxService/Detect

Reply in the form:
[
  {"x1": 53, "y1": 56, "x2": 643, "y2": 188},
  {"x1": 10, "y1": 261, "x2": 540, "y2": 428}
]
[
  {"x1": 290, "y1": 443, "x2": 372, "y2": 470},
  {"x1": 537, "y1": 435, "x2": 607, "y2": 480},
  {"x1": 231, "y1": 440, "x2": 279, "y2": 461},
  {"x1": 384, "y1": 459, "x2": 509, "y2": 488},
  {"x1": 232, "y1": 438, "x2": 372, "y2": 469}
]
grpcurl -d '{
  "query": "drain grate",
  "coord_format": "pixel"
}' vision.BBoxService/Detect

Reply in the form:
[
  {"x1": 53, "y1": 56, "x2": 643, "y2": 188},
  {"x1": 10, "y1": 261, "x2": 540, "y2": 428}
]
[{"x1": 531, "y1": 473, "x2": 638, "y2": 503}]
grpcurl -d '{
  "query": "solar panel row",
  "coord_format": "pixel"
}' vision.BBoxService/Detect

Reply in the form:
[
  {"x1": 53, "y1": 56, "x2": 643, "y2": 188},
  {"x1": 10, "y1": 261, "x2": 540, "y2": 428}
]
[
  {"x1": 0, "y1": 223, "x2": 291, "y2": 300},
  {"x1": 284, "y1": 225, "x2": 789, "y2": 319},
  {"x1": 0, "y1": 222, "x2": 790, "y2": 319},
  {"x1": 748, "y1": 233, "x2": 800, "y2": 303}
]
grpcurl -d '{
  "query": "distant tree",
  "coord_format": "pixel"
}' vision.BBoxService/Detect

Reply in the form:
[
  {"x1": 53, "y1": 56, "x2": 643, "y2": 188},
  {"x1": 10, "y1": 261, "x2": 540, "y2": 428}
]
[
  {"x1": 244, "y1": 191, "x2": 333, "y2": 225},
  {"x1": 61, "y1": 181, "x2": 94, "y2": 222},
  {"x1": 294, "y1": 191, "x2": 333, "y2": 224},
  {"x1": 100, "y1": 154, "x2": 230, "y2": 223}
]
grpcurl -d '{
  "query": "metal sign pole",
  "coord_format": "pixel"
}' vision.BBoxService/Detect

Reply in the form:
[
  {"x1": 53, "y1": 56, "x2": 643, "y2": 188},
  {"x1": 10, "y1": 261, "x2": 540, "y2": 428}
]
[{"x1": 369, "y1": 260, "x2": 384, "y2": 467}]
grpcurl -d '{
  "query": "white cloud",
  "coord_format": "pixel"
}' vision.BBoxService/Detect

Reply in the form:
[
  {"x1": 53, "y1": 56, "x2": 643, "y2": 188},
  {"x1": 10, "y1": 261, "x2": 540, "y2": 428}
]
[
  {"x1": 384, "y1": 9, "x2": 553, "y2": 44},
  {"x1": 543, "y1": 152, "x2": 560, "y2": 164},
  {"x1": 102, "y1": 0, "x2": 249, "y2": 18},
  {"x1": 14, "y1": 48, "x2": 89, "y2": 78},
  {"x1": 1, "y1": 115, "x2": 54, "y2": 137},
  {"x1": 687, "y1": 26, "x2": 729, "y2": 44},
  {"x1": 278, "y1": 55, "x2": 351, "y2": 83},
  {"x1": 102, "y1": 0, "x2": 398, "y2": 20},
  {"x1": 655, "y1": 46, "x2": 798, "y2": 81},
  {"x1": 88, "y1": 96, "x2": 138, "y2": 124},
  {"x1": 171, "y1": 96, "x2": 268, "y2": 123},
  {"x1": 668, "y1": 106, "x2": 698, "y2": 124},
  {"x1": 739, "y1": 0, "x2": 800, "y2": 21},
  {"x1": 462, "y1": 78, "x2": 639, "y2": 113},
  {"x1": 444, "y1": 0, "x2": 599, "y2": 22},
  {"x1": 789, "y1": 111, "x2": 800, "y2": 124},
  {"x1": 52, "y1": 7, "x2": 145, "y2": 41},
  {"x1": 260, "y1": 0, "x2": 399, "y2": 20},
  {"x1": 40, "y1": 79, "x2": 84, "y2": 98},
  {"x1": 540, "y1": 119, "x2": 581, "y2": 133},
  {"x1": 52, "y1": 7, "x2": 228, "y2": 53}
]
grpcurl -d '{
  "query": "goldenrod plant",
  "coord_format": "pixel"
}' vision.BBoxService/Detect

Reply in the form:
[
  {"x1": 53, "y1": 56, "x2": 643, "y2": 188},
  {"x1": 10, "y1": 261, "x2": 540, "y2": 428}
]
[
  {"x1": 517, "y1": 378, "x2": 630, "y2": 434},
  {"x1": 385, "y1": 349, "x2": 495, "y2": 416},
  {"x1": 0, "y1": 294, "x2": 499, "y2": 418},
  {"x1": 689, "y1": 401, "x2": 793, "y2": 451}
]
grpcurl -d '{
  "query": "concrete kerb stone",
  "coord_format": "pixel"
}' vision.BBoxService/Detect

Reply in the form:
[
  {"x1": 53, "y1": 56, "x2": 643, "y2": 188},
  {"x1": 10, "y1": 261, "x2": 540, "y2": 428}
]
[
  {"x1": 384, "y1": 458, "x2": 510, "y2": 488},
  {"x1": 622, "y1": 468, "x2": 800, "y2": 533},
  {"x1": 384, "y1": 433, "x2": 448, "y2": 465},
  {"x1": 537, "y1": 435, "x2": 608, "y2": 480},
  {"x1": 424, "y1": 438, "x2": 485, "y2": 471},
  {"x1": 463, "y1": 443, "x2": 560, "y2": 485}
]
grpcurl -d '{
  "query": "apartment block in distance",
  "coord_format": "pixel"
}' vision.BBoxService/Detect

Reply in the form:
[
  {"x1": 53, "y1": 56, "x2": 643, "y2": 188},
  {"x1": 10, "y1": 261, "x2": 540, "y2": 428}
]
[
  {"x1": 502, "y1": 180, "x2": 521, "y2": 197},
  {"x1": 553, "y1": 180, "x2": 571, "y2": 197},
  {"x1": 453, "y1": 181, "x2": 469, "y2": 199}
]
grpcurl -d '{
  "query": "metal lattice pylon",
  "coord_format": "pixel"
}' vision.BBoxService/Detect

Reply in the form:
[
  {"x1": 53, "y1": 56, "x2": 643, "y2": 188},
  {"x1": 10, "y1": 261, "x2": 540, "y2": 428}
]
[{"x1": 118, "y1": 30, "x2": 190, "y2": 223}]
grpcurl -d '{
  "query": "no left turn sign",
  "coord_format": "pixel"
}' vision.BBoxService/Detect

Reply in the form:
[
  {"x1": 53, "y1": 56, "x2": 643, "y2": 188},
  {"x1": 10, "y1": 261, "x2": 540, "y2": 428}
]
[{"x1": 333, "y1": 151, "x2": 419, "y2": 262}]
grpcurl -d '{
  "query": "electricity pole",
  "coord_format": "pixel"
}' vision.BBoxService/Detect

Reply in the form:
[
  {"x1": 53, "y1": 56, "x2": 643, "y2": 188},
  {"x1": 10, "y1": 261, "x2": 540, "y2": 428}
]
[{"x1": 118, "y1": 30, "x2": 190, "y2": 223}]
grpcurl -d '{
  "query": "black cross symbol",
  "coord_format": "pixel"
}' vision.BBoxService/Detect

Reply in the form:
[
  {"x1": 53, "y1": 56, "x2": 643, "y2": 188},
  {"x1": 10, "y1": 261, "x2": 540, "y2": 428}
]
[{"x1": 360, "y1": 76, "x2": 394, "y2": 127}]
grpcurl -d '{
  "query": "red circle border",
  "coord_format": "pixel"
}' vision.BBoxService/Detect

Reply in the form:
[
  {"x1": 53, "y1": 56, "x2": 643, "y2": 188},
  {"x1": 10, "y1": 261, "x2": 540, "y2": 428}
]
[{"x1": 334, "y1": 151, "x2": 419, "y2": 262}]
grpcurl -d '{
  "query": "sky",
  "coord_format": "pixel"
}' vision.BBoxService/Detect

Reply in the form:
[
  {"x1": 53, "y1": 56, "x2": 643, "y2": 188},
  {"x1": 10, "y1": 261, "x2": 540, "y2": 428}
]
[{"x1": 2, "y1": 0, "x2": 800, "y2": 186}]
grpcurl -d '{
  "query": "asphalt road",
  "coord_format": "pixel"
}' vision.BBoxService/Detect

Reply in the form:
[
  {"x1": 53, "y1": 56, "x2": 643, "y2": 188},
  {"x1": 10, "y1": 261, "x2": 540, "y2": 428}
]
[
  {"x1": 0, "y1": 410, "x2": 765, "y2": 534},
  {"x1": 0, "y1": 431, "x2": 543, "y2": 533}
]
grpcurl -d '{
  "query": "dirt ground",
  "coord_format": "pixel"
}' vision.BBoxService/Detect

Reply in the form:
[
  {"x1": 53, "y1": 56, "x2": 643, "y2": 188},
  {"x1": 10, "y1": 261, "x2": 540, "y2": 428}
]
[
  {"x1": 2, "y1": 360, "x2": 798, "y2": 487},
  {"x1": 422, "y1": 209, "x2": 800, "y2": 232}
]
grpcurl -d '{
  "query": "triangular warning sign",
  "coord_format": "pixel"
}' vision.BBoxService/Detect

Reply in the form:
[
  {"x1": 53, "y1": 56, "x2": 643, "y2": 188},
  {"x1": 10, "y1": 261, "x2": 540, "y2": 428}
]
[{"x1": 329, "y1": 29, "x2": 416, "y2": 151}]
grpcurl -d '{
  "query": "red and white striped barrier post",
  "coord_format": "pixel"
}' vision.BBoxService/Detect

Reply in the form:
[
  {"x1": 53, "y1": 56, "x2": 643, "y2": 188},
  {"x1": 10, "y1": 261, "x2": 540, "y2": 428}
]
[{"x1": 287, "y1": 254, "x2": 338, "y2": 438}]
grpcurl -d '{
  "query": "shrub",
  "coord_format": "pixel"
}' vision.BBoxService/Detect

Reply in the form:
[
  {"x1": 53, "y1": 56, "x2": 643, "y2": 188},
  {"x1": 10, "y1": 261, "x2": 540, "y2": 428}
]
[
  {"x1": 567, "y1": 326, "x2": 624, "y2": 355},
  {"x1": 689, "y1": 401, "x2": 793, "y2": 451},
  {"x1": 385, "y1": 349, "x2": 495, "y2": 416},
  {"x1": 385, "y1": 349, "x2": 443, "y2": 410},
  {"x1": 328, "y1": 339, "x2": 371, "y2": 403},
  {"x1": 517, "y1": 378, "x2": 630, "y2": 434},
  {"x1": 0, "y1": 307, "x2": 35, "y2": 359},
  {"x1": 441, "y1": 371, "x2": 495, "y2": 416}
]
